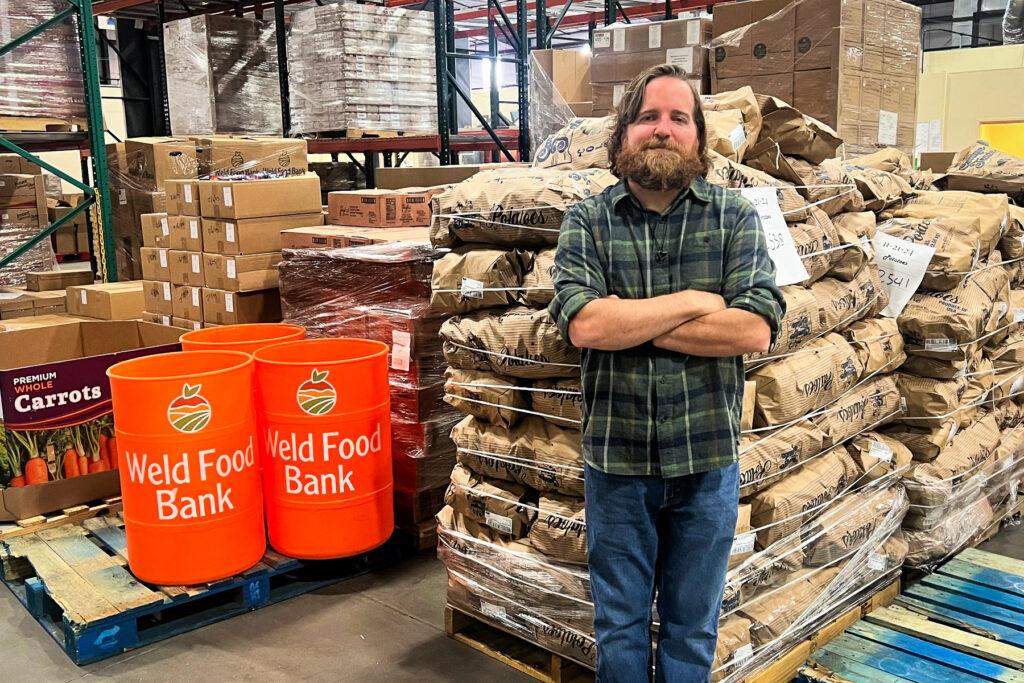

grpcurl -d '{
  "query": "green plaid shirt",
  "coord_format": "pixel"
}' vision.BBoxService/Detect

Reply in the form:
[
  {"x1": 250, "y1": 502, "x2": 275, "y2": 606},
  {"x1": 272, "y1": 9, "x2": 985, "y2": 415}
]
[{"x1": 549, "y1": 177, "x2": 786, "y2": 477}]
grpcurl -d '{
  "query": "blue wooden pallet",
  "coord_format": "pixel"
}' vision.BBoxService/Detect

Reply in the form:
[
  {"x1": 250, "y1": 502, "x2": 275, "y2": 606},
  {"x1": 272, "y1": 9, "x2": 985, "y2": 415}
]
[
  {"x1": 0, "y1": 515, "x2": 405, "y2": 665},
  {"x1": 799, "y1": 549, "x2": 1024, "y2": 683}
]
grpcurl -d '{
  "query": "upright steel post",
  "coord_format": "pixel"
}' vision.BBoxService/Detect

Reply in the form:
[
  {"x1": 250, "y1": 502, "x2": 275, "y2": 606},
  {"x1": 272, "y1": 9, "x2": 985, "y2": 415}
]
[
  {"x1": 488, "y1": 22, "x2": 500, "y2": 163},
  {"x1": 156, "y1": 0, "x2": 171, "y2": 132},
  {"x1": 433, "y1": 0, "x2": 452, "y2": 164},
  {"x1": 274, "y1": 0, "x2": 290, "y2": 135},
  {"x1": 536, "y1": 0, "x2": 547, "y2": 50},
  {"x1": 516, "y1": 0, "x2": 530, "y2": 161}
]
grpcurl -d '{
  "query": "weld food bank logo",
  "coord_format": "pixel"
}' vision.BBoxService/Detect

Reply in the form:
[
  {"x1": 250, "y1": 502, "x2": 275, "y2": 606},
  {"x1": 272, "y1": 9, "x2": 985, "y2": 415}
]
[
  {"x1": 168, "y1": 384, "x2": 211, "y2": 433},
  {"x1": 297, "y1": 369, "x2": 336, "y2": 415}
]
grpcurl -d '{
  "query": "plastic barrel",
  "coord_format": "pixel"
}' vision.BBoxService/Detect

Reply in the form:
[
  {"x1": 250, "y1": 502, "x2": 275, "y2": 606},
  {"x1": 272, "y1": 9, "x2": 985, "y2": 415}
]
[
  {"x1": 253, "y1": 338, "x2": 393, "y2": 559},
  {"x1": 180, "y1": 323, "x2": 306, "y2": 354},
  {"x1": 107, "y1": 351, "x2": 265, "y2": 585}
]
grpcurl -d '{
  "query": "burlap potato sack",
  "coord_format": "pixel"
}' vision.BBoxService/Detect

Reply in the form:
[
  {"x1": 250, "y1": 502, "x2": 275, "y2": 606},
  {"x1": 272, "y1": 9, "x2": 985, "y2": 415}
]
[
  {"x1": 828, "y1": 212, "x2": 876, "y2": 281},
  {"x1": 706, "y1": 109, "x2": 748, "y2": 162},
  {"x1": 742, "y1": 381, "x2": 757, "y2": 433},
  {"x1": 803, "y1": 485, "x2": 908, "y2": 567},
  {"x1": 959, "y1": 356, "x2": 995, "y2": 427},
  {"x1": 749, "y1": 446, "x2": 862, "y2": 548},
  {"x1": 452, "y1": 414, "x2": 585, "y2": 496},
  {"x1": 873, "y1": 532, "x2": 910, "y2": 573},
  {"x1": 441, "y1": 306, "x2": 580, "y2": 379},
  {"x1": 532, "y1": 378, "x2": 583, "y2": 428},
  {"x1": 994, "y1": 401, "x2": 1023, "y2": 430},
  {"x1": 987, "y1": 327, "x2": 1024, "y2": 369},
  {"x1": 756, "y1": 99, "x2": 843, "y2": 165},
  {"x1": 989, "y1": 365, "x2": 1024, "y2": 404},
  {"x1": 887, "y1": 189, "x2": 1008, "y2": 256},
  {"x1": 711, "y1": 617, "x2": 752, "y2": 683},
  {"x1": 845, "y1": 148, "x2": 914, "y2": 177},
  {"x1": 446, "y1": 463, "x2": 538, "y2": 538},
  {"x1": 437, "y1": 504, "x2": 533, "y2": 552},
  {"x1": 430, "y1": 167, "x2": 618, "y2": 248},
  {"x1": 983, "y1": 424, "x2": 1024, "y2": 481},
  {"x1": 753, "y1": 285, "x2": 821, "y2": 358},
  {"x1": 822, "y1": 159, "x2": 912, "y2": 211},
  {"x1": 843, "y1": 318, "x2": 906, "y2": 377},
  {"x1": 533, "y1": 116, "x2": 613, "y2": 171},
  {"x1": 527, "y1": 492, "x2": 588, "y2": 565},
  {"x1": 519, "y1": 247, "x2": 556, "y2": 307},
  {"x1": 731, "y1": 535, "x2": 806, "y2": 606},
  {"x1": 895, "y1": 373, "x2": 965, "y2": 428},
  {"x1": 1000, "y1": 205, "x2": 1024, "y2": 260},
  {"x1": 430, "y1": 248, "x2": 533, "y2": 314},
  {"x1": 941, "y1": 141, "x2": 1024, "y2": 196},
  {"x1": 706, "y1": 151, "x2": 809, "y2": 222},
  {"x1": 903, "y1": 413, "x2": 1001, "y2": 509},
  {"x1": 444, "y1": 367, "x2": 527, "y2": 429},
  {"x1": 750, "y1": 334, "x2": 864, "y2": 427},
  {"x1": 740, "y1": 567, "x2": 842, "y2": 647},
  {"x1": 904, "y1": 496, "x2": 993, "y2": 567},
  {"x1": 810, "y1": 267, "x2": 886, "y2": 333},
  {"x1": 743, "y1": 139, "x2": 803, "y2": 186},
  {"x1": 788, "y1": 157, "x2": 866, "y2": 217},
  {"x1": 846, "y1": 432, "x2": 913, "y2": 484},
  {"x1": 701, "y1": 86, "x2": 762, "y2": 163},
  {"x1": 876, "y1": 216, "x2": 981, "y2": 292},
  {"x1": 900, "y1": 353, "x2": 972, "y2": 380},
  {"x1": 815, "y1": 375, "x2": 902, "y2": 447},
  {"x1": 880, "y1": 419, "x2": 959, "y2": 462},
  {"x1": 739, "y1": 421, "x2": 825, "y2": 498},
  {"x1": 791, "y1": 208, "x2": 841, "y2": 286}
]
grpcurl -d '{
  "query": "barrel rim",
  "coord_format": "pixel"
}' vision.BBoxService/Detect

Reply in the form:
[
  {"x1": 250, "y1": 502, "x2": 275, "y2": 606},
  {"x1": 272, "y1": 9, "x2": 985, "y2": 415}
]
[
  {"x1": 180, "y1": 323, "x2": 306, "y2": 349},
  {"x1": 253, "y1": 337, "x2": 389, "y2": 366},
  {"x1": 106, "y1": 349, "x2": 253, "y2": 382}
]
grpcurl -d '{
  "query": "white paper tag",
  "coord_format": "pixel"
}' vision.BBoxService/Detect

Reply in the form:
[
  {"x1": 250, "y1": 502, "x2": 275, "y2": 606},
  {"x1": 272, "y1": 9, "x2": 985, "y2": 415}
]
[
  {"x1": 729, "y1": 123, "x2": 747, "y2": 151},
  {"x1": 460, "y1": 277, "x2": 485, "y2": 299},
  {"x1": 868, "y1": 440, "x2": 894, "y2": 463},
  {"x1": 226, "y1": 223, "x2": 236, "y2": 242},
  {"x1": 184, "y1": 184, "x2": 193, "y2": 204},
  {"x1": 648, "y1": 24, "x2": 662, "y2": 49},
  {"x1": 594, "y1": 32, "x2": 611, "y2": 49},
  {"x1": 686, "y1": 19, "x2": 701, "y2": 45},
  {"x1": 924, "y1": 337, "x2": 956, "y2": 352},
  {"x1": 480, "y1": 602, "x2": 507, "y2": 621},
  {"x1": 997, "y1": 303, "x2": 1009, "y2": 321},
  {"x1": 227, "y1": 258, "x2": 237, "y2": 279},
  {"x1": 159, "y1": 249, "x2": 167, "y2": 268},
  {"x1": 224, "y1": 292, "x2": 234, "y2": 313},
  {"x1": 613, "y1": 28, "x2": 625, "y2": 52},
  {"x1": 391, "y1": 343, "x2": 411, "y2": 372},
  {"x1": 873, "y1": 233, "x2": 936, "y2": 318},
  {"x1": 878, "y1": 110, "x2": 898, "y2": 146},
  {"x1": 613, "y1": 84, "x2": 625, "y2": 106},
  {"x1": 79, "y1": 290, "x2": 87, "y2": 305},
  {"x1": 189, "y1": 219, "x2": 198, "y2": 240},
  {"x1": 192, "y1": 321, "x2": 201, "y2": 330},
  {"x1": 160, "y1": 217, "x2": 169, "y2": 236},
  {"x1": 162, "y1": 315, "x2": 170, "y2": 325},
  {"x1": 118, "y1": 189, "x2": 127, "y2": 205},
  {"x1": 191, "y1": 288, "x2": 200, "y2": 307},
  {"x1": 223, "y1": 186, "x2": 233, "y2": 207},
  {"x1": 867, "y1": 552, "x2": 888, "y2": 571},
  {"x1": 731, "y1": 532, "x2": 756, "y2": 556},
  {"x1": 948, "y1": 420, "x2": 959, "y2": 444},
  {"x1": 928, "y1": 119, "x2": 943, "y2": 153},
  {"x1": 737, "y1": 187, "x2": 809, "y2": 286},
  {"x1": 1012, "y1": 376, "x2": 1024, "y2": 396},
  {"x1": 392, "y1": 330, "x2": 412, "y2": 348},
  {"x1": 666, "y1": 47, "x2": 695, "y2": 73},
  {"x1": 734, "y1": 644, "x2": 753, "y2": 662},
  {"x1": 191, "y1": 253, "x2": 201, "y2": 273},
  {"x1": 162, "y1": 282, "x2": 170, "y2": 300},
  {"x1": 485, "y1": 511, "x2": 514, "y2": 535}
]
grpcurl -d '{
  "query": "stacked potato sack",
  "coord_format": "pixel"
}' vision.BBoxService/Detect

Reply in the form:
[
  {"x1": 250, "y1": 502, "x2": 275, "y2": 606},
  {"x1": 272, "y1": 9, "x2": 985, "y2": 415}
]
[{"x1": 431, "y1": 166, "x2": 615, "y2": 666}]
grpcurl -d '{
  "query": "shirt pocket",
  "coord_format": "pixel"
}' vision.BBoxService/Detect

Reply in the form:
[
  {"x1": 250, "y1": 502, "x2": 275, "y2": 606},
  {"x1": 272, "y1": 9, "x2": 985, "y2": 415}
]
[{"x1": 677, "y1": 228, "x2": 725, "y2": 292}]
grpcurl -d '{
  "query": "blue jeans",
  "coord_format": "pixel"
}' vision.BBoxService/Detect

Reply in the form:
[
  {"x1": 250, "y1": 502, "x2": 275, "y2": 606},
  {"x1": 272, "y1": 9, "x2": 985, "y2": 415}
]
[{"x1": 584, "y1": 462, "x2": 739, "y2": 683}]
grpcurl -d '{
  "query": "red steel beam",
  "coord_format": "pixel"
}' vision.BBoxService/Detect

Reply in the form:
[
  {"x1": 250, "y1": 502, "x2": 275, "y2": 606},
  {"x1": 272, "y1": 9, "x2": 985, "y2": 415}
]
[{"x1": 93, "y1": 0, "x2": 159, "y2": 13}]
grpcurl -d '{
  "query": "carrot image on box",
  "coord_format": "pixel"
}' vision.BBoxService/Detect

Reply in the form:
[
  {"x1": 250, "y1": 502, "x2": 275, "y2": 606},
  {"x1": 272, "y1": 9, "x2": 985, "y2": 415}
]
[
  {"x1": 254, "y1": 338, "x2": 393, "y2": 559},
  {"x1": 107, "y1": 351, "x2": 265, "y2": 585}
]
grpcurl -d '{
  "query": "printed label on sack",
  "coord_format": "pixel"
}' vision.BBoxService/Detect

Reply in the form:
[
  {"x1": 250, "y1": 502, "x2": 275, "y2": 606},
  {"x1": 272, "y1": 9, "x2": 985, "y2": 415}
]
[
  {"x1": 226, "y1": 259, "x2": 237, "y2": 279},
  {"x1": 613, "y1": 28, "x2": 625, "y2": 51},
  {"x1": 737, "y1": 187, "x2": 809, "y2": 286},
  {"x1": 649, "y1": 24, "x2": 662, "y2": 49},
  {"x1": 868, "y1": 440, "x2": 894, "y2": 463},
  {"x1": 613, "y1": 83, "x2": 625, "y2": 106},
  {"x1": 878, "y1": 110, "x2": 898, "y2": 146},
  {"x1": 867, "y1": 552, "x2": 888, "y2": 571},
  {"x1": 460, "y1": 277, "x2": 484, "y2": 299},
  {"x1": 162, "y1": 282, "x2": 171, "y2": 300},
  {"x1": 79, "y1": 290, "x2": 87, "y2": 305},
  {"x1": 223, "y1": 187, "x2": 233, "y2": 207},
  {"x1": 224, "y1": 292, "x2": 234, "y2": 313},
  {"x1": 729, "y1": 123, "x2": 747, "y2": 151},
  {"x1": 160, "y1": 217, "x2": 169, "y2": 236},
  {"x1": 191, "y1": 288, "x2": 200, "y2": 307},
  {"x1": 873, "y1": 233, "x2": 936, "y2": 317},
  {"x1": 226, "y1": 223, "x2": 236, "y2": 242},
  {"x1": 1012, "y1": 375, "x2": 1024, "y2": 397},
  {"x1": 1016, "y1": 309, "x2": 1024, "y2": 324},
  {"x1": 686, "y1": 19, "x2": 701, "y2": 45},
  {"x1": 183, "y1": 184, "x2": 193, "y2": 204},
  {"x1": 947, "y1": 420, "x2": 959, "y2": 444},
  {"x1": 997, "y1": 303, "x2": 1008, "y2": 320},
  {"x1": 159, "y1": 249, "x2": 168, "y2": 268},
  {"x1": 485, "y1": 511, "x2": 514, "y2": 535},
  {"x1": 594, "y1": 32, "x2": 611, "y2": 48},
  {"x1": 118, "y1": 189, "x2": 127, "y2": 205},
  {"x1": 924, "y1": 337, "x2": 956, "y2": 352},
  {"x1": 480, "y1": 602, "x2": 507, "y2": 621},
  {"x1": 191, "y1": 253, "x2": 201, "y2": 273},
  {"x1": 189, "y1": 220, "x2": 199, "y2": 240},
  {"x1": 666, "y1": 47, "x2": 695, "y2": 73},
  {"x1": 734, "y1": 644, "x2": 753, "y2": 662},
  {"x1": 731, "y1": 532, "x2": 756, "y2": 556}
]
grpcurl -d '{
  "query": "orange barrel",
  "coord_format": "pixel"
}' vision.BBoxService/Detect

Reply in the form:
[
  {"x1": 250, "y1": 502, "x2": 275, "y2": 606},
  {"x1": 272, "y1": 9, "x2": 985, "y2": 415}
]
[
  {"x1": 107, "y1": 351, "x2": 265, "y2": 585},
  {"x1": 180, "y1": 323, "x2": 305, "y2": 354},
  {"x1": 253, "y1": 338, "x2": 393, "y2": 558}
]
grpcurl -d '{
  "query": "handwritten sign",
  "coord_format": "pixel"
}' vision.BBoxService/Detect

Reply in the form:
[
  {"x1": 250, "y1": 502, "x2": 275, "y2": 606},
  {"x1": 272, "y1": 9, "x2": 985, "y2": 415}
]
[
  {"x1": 738, "y1": 187, "x2": 809, "y2": 287},
  {"x1": 873, "y1": 232, "x2": 935, "y2": 317}
]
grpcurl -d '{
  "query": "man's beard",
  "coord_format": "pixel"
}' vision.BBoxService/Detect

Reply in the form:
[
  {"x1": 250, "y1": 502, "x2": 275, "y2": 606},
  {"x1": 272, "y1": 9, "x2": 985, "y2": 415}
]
[{"x1": 616, "y1": 137, "x2": 705, "y2": 192}]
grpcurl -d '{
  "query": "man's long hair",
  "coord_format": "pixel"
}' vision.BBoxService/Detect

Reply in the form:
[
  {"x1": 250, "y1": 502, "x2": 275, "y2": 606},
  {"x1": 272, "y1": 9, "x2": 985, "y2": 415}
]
[{"x1": 607, "y1": 64, "x2": 710, "y2": 179}]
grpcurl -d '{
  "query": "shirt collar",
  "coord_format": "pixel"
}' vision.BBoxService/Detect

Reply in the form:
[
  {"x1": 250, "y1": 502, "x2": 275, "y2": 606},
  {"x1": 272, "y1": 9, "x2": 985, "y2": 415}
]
[{"x1": 610, "y1": 175, "x2": 712, "y2": 214}]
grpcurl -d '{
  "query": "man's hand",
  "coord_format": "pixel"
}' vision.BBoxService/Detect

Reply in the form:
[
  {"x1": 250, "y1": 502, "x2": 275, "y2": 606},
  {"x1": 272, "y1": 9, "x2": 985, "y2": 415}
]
[{"x1": 653, "y1": 308, "x2": 772, "y2": 357}]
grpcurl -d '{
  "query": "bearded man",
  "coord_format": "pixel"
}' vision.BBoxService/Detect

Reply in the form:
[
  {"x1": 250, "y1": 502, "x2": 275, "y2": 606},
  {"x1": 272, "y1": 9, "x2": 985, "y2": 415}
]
[{"x1": 548, "y1": 64, "x2": 787, "y2": 682}]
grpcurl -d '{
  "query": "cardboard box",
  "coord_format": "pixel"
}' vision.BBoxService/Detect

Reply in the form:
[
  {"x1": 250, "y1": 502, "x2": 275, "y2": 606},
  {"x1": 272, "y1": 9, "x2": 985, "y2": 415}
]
[
  {"x1": 0, "y1": 207, "x2": 43, "y2": 231},
  {"x1": 199, "y1": 174, "x2": 322, "y2": 219},
  {"x1": 53, "y1": 228, "x2": 78, "y2": 256},
  {"x1": 202, "y1": 287, "x2": 281, "y2": 325},
  {"x1": 0, "y1": 174, "x2": 47, "y2": 208},
  {"x1": 918, "y1": 151, "x2": 956, "y2": 173},
  {"x1": 532, "y1": 49, "x2": 592, "y2": 104},
  {"x1": 141, "y1": 311, "x2": 171, "y2": 326},
  {"x1": 25, "y1": 270, "x2": 92, "y2": 292},
  {"x1": 0, "y1": 320, "x2": 183, "y2": 518},
  {"x1": 203, "y1": 252, "x2": 281, "y2": 292},
  {"x1": 76, "y1": 224, "x2": 89, "y2": 255},
  {"x1": 172, "y1": 316, "x2": 203, "y2": 331},
  {"x1": 193, "y1": 136, "x2": 308, "y2": 177},
  {"x1": 593, "y1": 46, "x2": 709, "y2": 83},
  {"x1": 374, "y1": 163, "x2": 530, "y2": 190},
  {"x1": 143, "y1": 279, "x2": 174, "y2": 316},
  {"x1": 48, "y1": 205, "x2": 88, "y2": 235},
  {"x1": 165, "y1": 179, "x2": 201, "y2": 216},
  {"x1": 594, "y1": 18, "x2": 712, "y2": 54},
  {"x1": 123, "y1": 137, "x2": 199, "y2": 190},
  {"x1": 172, "y1": 284, "x2": 204, "y2": 321},
  {"x1": 202, "y1": 212, "x2": 324, "y2": 255},
  {"x1": 327, "y1": 188, "x2": 437, "y2": 228},
  {"x1": 0, "y1": 153, "x2": 41, "y2": 175},
  {"x1": 140, "y1": 213, "x2": 170, "y2": 248},
  {"x1": 281, "y1": 225, "x2": 431, "y2": 249},
  {"x1": 66, "y1": 282, "x2": 145, "y2": 321},
  {"x1": 169, "y1": 250, "x2": 206, "y2": 287},
  {"x1": 168, "y1": 215, "x2": 204, "y2": 251},
  {"x1": 568, "y1": 102, "x2": 594, "y2": 117},
  {"x1": 0, "y1": 289, "x2": 67, "y2": 319},
  {"x1": 140, "y1": 247, "x2": 171, "y2": 282}
]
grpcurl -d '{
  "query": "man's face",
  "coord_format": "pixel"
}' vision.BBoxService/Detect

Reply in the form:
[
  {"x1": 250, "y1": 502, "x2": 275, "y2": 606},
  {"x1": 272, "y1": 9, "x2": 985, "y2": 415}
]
[{"x1": 617, "y1": 76, "x2": 703, "y2": 192}]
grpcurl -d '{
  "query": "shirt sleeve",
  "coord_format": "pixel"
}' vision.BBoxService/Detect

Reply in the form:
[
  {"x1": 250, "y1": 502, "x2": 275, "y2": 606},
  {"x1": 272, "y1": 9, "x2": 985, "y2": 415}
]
[
  {"x1": 548, "y1": 203, "x2": 608, "y2": 345},
  {"x1": 723, "y1": 197, "x2": 787, "y2": 347}
]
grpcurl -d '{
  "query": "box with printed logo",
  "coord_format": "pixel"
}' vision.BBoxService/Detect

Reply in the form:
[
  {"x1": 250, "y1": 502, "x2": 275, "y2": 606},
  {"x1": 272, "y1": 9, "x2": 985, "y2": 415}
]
[
  {"x1": 199, "y1": 174, "x2": 322, "y2": 220},
  {"x1": 202, "y1": 212, "x2": 323, "y2": 255}
]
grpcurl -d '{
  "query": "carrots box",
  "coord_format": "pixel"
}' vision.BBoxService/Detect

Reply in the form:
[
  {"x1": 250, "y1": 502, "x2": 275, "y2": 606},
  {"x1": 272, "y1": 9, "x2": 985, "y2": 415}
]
[{"x1": 0, "y1": 320, "x2": 182, "y2": 519}]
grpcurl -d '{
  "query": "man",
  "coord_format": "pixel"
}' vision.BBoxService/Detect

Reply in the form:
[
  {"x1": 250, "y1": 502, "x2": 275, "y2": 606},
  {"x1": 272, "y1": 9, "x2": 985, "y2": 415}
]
[{"x1": 548, "y1": 64, "x2": 786, "y2": 682}]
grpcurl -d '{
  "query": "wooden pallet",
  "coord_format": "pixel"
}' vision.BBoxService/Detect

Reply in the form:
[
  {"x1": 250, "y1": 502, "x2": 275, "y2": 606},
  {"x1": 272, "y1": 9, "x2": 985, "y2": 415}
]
[
  {"x1": 0, "y1": 513, "x2": 405, "y2": 665},
  {"x1": 0, "y1": 115, "x2": 87, "y2": 133},
  {"x1": 444, "y1": 579, "x2": 900, "y2": 683},
  {"x1": 0, "y1": 497, "x2": 122, "y2": 542},
  {"x1": 801, "y1": 549, "x2": 1024, "y2": 682}
]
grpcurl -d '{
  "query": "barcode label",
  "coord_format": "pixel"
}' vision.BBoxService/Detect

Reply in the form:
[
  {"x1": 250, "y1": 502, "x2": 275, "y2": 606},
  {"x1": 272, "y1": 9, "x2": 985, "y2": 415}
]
[
  {"x1": 868, "y1": 440, "x2": 894, "y2": 463},
  {"x1": 223, "y1": 187, "x2": 233, "y2": 207},
  {"x1": 160, "y1": 217, "x2": 169, "y2": 236},
  {"x1": 867, "y1": 552, "x2": 888, "y2": 571},
  {"x1": 734, "y1": 644, "x2": 753, "y2": 662},
  {"x1": 191, "y1": 253, "x2": 201, "y2": 273},
  {"x1": 226, "y1": 223, "x2": 236, "y2": 242},
  {"x1": 184, "y1": 184, "x2": 193, "y2": 204},
  {"x1": 79, "y1": 290, "x2": 87, "y2": 305},
  {"x1": 460, "y1": 277, "x2": 484, "y2": 299},
  {"x1": 924, "y1": 338, "x2": 956, "y2": 352},
  {"x1": 162, "y1": 282, "x2": 170, "y2": 300},
  {"x1": 159, "y1": 249, "x2": 167, "y2": 268},
  {"x1": 191, "y1": 288, "x2": 200, "y2": 307},
  {"x1": 224, "y1": 292, "x2": 234, "y2": 313},
  {"x1": 731, "y1": 532, "x2": 755, "y2": 556},
  {"x1": 485, "y1": 511, "x2": 514, "y2": 535},
  {"x1": 227, "y1": 258, "x2": 236, "y2": 279},
  {"x1": 189, "y1": 220, "x2": 198, "y2": 239}
]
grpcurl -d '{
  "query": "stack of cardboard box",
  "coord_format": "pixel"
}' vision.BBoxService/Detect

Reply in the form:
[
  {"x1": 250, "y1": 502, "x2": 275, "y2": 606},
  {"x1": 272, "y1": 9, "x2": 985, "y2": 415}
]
[
  {"x1": 66, "y1": 281, "x2": 145, "y2": 321},
  {"x1": 47, "y1": 194, "x2": 91, "y2": 259},
  {"x1": 141, "y1": 172, "x2": 323, "y2": 330},
  {"x1": 0, "y1": 155, "x2": 56, "y2": 287},
  {"x1": 591, "y1": 17, "x2": 712, "y2": 116}
]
